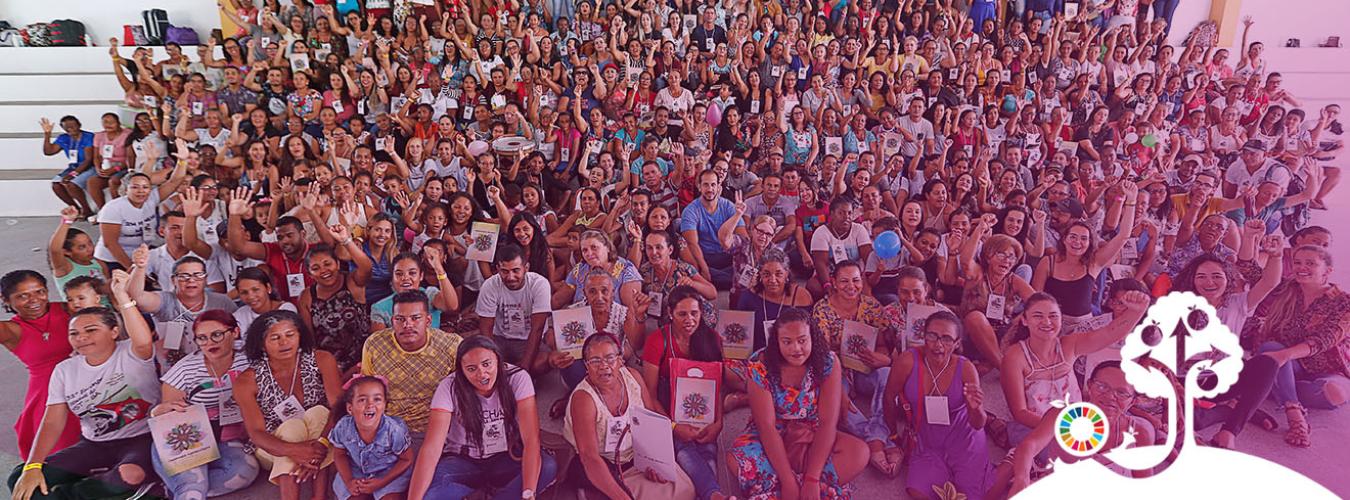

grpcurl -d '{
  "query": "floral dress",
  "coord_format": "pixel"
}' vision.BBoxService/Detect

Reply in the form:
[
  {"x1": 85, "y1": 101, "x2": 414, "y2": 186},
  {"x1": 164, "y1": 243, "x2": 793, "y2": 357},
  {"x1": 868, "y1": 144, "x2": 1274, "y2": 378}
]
[
  {"x1": 639, "y1": 260, "x2": 717, "y2": 328},
  {"x1": 728, "y1": 352, "x2": 847, "y2": 499},
  {"x1": 308, "y1": 277, "x2": 370, "y2": 371},
  {"x1": 811, "y1": 295, "x2": 889, "y2": 352}
]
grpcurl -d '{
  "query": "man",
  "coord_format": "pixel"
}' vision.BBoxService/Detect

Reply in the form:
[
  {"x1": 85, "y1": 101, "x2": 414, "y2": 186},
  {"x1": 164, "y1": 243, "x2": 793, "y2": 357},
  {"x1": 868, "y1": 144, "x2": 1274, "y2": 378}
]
[
  {"x1": 641, "y1": 162, "x2": 680, "y2": 213},
  {"x1": 1224, "y1": 139, "x2": 1292, "y2": 198},
  {"x1": 690, "y1": 7, "x2": 727, "y2": 55},
  {"x1": 145, "y1": 210, "x2": 226, "y2": 292},
  {"x1": 128, "y1": 252, "x2": 237, "y2": 360},
  {"x1": 362, "y1": 290, "x2": 463, "y2": 437},
  {"x1": 895, "y1": 99, "x2": 936, "y2": 161},
  {"x1": 723, "y1": 156, "x2": 760, "y2": 196},
  {"x1": 477, "y1": 245, "x2": 553, "y2": 368},
  {"x1": 744, "y1": 173, "x2": 798, "y2": 249},
  {"x1": 809, "y1": 198, "x2": 873, "y2": 287},
  {"x1": 370, "y1": 249, "x2": 460, "y2": 332},
  {"x1": 227, "y1": 192, "x2": 311, "y2": 303},
  {"x1": 681, "y1": 169, "x2": 747, "y2": 287},
  {"x1": 215, "y1": 66, "x2": 259, "y2": 116}
]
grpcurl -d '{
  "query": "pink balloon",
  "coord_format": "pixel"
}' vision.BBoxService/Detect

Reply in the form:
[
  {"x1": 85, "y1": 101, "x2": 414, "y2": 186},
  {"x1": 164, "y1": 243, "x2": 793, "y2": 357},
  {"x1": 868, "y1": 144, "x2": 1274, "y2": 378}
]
[{"x1": 706, "y1": 105, "x2": 722, "y2": 127}]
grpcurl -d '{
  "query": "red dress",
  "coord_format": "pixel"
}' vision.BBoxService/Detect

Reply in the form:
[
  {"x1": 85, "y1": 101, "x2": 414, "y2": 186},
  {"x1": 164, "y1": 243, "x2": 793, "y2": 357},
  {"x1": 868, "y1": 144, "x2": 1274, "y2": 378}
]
[{"x1": 8, "y1": 305, "x2": 82, "y2": 459}]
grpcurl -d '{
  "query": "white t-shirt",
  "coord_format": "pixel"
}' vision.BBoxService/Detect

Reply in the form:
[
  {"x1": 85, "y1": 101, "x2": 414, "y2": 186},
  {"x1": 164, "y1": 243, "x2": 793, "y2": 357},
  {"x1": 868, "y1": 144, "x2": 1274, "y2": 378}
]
[
  {"x1": 48, "y1": 340, "x2": 161, "y2": 441},
  {"x1": 1224, "y1": 158, "x2": 1291, "y2": 192},
  {"x1": 476, "y1": 272, "x2": 553, "y2": 340},
  {"x1": 233, "y1": 302, "x2": 299, "y2": 336},
  {"x1": 655, "y1": 87, "x2": 696, "y2": 126},
  {"x1": 146, "y1": 246, "x2": 226, "y2": 291},
  {"x1": 429, "y1": 367, "x2": 534, "y2": 458},
  {"x1": 810, "y1": 222, "x2": 873, "y2": 264},
  {"x1": 94, "y1": 190, "x2": 161, "y2": 262}
]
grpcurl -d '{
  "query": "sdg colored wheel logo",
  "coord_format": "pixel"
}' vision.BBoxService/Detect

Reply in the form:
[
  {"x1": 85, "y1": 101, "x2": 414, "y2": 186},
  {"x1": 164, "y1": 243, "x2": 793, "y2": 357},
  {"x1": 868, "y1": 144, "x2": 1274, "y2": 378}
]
[{"x1": 1056, "y1": 402, "x2": 1109, "y2": 457}]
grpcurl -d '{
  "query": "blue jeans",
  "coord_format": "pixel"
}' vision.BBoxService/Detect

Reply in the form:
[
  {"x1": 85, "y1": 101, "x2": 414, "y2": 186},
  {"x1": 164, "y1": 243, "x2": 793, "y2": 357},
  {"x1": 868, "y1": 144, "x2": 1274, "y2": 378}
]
[
  {"x1": 705, "y1": 252, "x2": 734, "y2": 289},
  {"x1": 674, "y1": 440, "x2": 722, "y2": 500},
  {"x1": 843, "y1": 367, "x2": 892, "y2": 442},
  {"x1": 151, "y1": 440, "x2": 259, "y2": 500},
  {"x1": 426, "y1": 452, "x2": 558, "y2": 500},
  {"x1": 1258, "y1": 341, "x2": 1350, "y2": 409}
]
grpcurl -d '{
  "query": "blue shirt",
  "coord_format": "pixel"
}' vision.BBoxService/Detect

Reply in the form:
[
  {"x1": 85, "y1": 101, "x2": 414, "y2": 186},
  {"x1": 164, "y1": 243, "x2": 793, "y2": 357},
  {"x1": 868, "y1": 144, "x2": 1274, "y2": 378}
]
[
  {"x1": 53, "y1": 132, "x2": 94, "y2": 169},
  {"x1": 680, "y1": 197, "x2": 743, "y2": 257},
  {"x1": 328, "y1": 414, "x2": 411, "y2": 477},
  {"x1": 370, "y1": 287, "x2": 444, "y2": 328}
]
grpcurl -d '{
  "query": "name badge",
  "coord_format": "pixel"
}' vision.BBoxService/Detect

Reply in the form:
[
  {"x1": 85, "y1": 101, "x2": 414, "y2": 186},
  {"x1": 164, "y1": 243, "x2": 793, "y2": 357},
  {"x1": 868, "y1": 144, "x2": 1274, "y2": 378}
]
[
  {"x1": 332, "y1": 100, "x2": 344, "y2": 114},
  {"x1": 647, "y1": 291, "x2": 663, "y2": 317},
  {"x1": 1122, "y1": 238, "x2": 1139, "y2": 261},
  {"x1": 192, "y1": 102, "x2": 204, "y2": 115},
  {"x1": 286, "y1": 273, "x2": 306, "y2": 298},
  {"x1": 357, "y1": 100, "x2": 366, "y2": 115},
  {"x1": 797, "y1": 67, "x2": 808, "y2": 80},
  {"x1": 737, "y1": 266, "x2": 759, "y2": 289},
  {"x1": 273, "y1": 395, "x2": 305, "y2": 422},
  {"x1": 925, "y1": 395, "x2": 951, "y2": 425},
  {"x1": 985, "y1": 293, "x2": 1006, "y2": 322},
  {"x1": 481, "y1": 417, "x2": 508, "y2": 455},
  {"x1": 217, "y1": 372, "x2": 243, "y2": 425},
  {"x1": 101, "y1": 144, "x2": 115, "y2": 157},
  {"x1": 159, "y1": 321, "x2": 186, "y2": 351},
  {"x1": 830, "y1": 244, "x2": 849, "y2": 264},
  {"x1": 705, "y1": 37, "x2": 714, "y2": 51},
  {"x1": 142, "y1": 95, "x2": 158, "y2": 108},
  {"x1": 602, "y1": 415, "x2": 628, "y2": 452}
]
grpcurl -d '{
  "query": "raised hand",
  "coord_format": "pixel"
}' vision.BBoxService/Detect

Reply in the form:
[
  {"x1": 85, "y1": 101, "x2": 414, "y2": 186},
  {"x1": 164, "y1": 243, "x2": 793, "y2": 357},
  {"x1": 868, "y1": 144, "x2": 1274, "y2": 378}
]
[
  {"x1": 1259, "y1": 233, "x2": 1284, "y2": 256},
  {"x1": 423, "y1": 245, "x2": 446, "y2": 274},
  {"x1": 60, "y1": 206, "x2": 79, "y2": 221},
  {"x1": 963, "y1": 380, "x2": 984, "y2": 413},
  {"x1": 330, "y1": 224, "x2": 351, "y2": 243},
  {"x1": 39, "y1": 118, "x2": 54, "y2": 134},
  {"x1": 132, "y1": 244, "x2": 150, "y2": 268},
  {"x1": 1120, "y1": 290, "x2": 1152, "y2": 317},
  {"x1": 227, "y1": 187, "x2": 255, "y2": 215}
]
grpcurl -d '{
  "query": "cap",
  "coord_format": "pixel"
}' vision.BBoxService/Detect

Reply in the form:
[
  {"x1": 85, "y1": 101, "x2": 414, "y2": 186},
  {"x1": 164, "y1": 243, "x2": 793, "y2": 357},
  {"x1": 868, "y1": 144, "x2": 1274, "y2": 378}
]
[
  {"x1": 1243, "y1": 139, "x2": 1268, "y2": 152},
  {"x1": 1051, "y1": 198, "x2": 1086, "y2": 218},
  {"x1": 1181, "y1": 153, "x2": 1205, "y2": 165}
]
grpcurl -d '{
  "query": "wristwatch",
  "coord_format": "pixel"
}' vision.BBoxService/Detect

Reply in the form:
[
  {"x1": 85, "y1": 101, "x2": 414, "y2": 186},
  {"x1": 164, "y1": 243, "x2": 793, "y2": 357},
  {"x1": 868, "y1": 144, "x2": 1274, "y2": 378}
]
[{"x1": 522, "y1": 489, "x2": 535, "y2": 500}]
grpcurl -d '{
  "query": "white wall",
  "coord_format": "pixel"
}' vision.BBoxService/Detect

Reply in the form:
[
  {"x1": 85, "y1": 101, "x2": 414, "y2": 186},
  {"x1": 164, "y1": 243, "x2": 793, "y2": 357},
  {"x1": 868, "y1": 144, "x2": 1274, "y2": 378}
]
[
  {"x1": 1166, "y1": 0, "x2": 1350, "y2": 49},
  {"x1": 1, "y1": 0, "x2": 222, "y2": 45}
]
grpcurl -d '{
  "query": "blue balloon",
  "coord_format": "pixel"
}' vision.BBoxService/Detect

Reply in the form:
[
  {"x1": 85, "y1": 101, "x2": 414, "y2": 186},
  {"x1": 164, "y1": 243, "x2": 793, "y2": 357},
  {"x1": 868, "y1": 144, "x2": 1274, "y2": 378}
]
[{"x1": 874, "y1": 231, "x2": 902, "y2": 259}]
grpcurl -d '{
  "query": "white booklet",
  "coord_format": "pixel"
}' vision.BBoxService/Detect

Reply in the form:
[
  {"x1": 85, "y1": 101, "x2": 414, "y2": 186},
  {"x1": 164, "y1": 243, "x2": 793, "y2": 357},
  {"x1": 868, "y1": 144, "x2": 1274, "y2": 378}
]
[
  {"x1": 150, "y1": 404, "x2": 220, "y2": 476},
  {"x1": 630, "y1": 407, "x2": 679, "y2": 483}
]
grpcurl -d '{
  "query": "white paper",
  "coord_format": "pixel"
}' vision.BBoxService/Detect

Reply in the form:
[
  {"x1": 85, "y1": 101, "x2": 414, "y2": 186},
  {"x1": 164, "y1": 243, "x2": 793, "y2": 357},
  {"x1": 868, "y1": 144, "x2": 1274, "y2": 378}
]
[
  {"x1": 630, "y1": 407, "x2": 679, "y2": 483},
  {"x1": 465, "y1": 222, "x2": 500, "y2": 262},
  {"x1": 985, "y1": 293, "x2": 1006, "y2": 322},
  {"x1": 289, "y1": 53, "x2": 309, "y2": 72},
  {"x1": 161, "y1": 321, "x2": 185, "y2": 351},
  {"x1": 924, "y1": 395, "x2": 951, "y2": 425},
  {"x1": 150, "y1": 404, "x2": 221, "y2": 476},
  {"x1": 552, "y1": 307, "x2": 595, "y2": 358},
  {"x1": 825, "y1": 136, "x2": 843, "y2": 157},
  {"x1": 286, "y1": 273, "x2": 305, "y2": 299},
  {"x1": 718, "y1": 310, "x2": 755, "y2": 360}
]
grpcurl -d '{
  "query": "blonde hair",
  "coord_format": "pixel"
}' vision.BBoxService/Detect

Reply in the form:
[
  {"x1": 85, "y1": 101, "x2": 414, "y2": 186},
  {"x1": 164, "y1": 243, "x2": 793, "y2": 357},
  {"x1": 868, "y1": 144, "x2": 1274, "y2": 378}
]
[{"x1": 1259, "y1": 245, "x2": 1333, "y2": 340}]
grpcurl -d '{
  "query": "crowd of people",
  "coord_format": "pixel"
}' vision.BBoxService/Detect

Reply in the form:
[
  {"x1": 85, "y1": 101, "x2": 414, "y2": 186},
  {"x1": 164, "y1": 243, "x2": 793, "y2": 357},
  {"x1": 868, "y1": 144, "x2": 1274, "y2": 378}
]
[{"x1": 5, "y1": 0, "x2": 1349, "y2": 499}]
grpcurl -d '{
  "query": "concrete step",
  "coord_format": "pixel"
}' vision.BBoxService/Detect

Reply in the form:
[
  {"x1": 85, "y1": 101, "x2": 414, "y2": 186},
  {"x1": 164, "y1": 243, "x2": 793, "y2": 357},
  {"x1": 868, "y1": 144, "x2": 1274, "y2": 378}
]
[
  {"x1": 0, "y1": 47, "x2": 206, "y2": 75},
  {"x1": 0, "y1": 136, "x2": 72, "y2": 170},
  {"x1": 0, "y1": 179, "x2": 67, "y2": 216},
  {"x1": 0, "y1": 74, "x2": 125, "y2": 102},
  {"x1": 0, "y1": 103, "x2": 124, "y2": 134}
]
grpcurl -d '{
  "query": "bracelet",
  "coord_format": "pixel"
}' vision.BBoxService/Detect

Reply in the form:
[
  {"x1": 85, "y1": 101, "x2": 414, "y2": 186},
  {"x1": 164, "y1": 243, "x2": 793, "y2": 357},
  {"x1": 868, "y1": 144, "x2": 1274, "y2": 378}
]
[
  {"x1": 61, "y1": 218, "x2": 74, "y2": 225},
  {"x1": 340, "y1": 237, "x2": 354, "y2": 246},
  {"x1": 119, "y1": 301, "x2": 138, "y2": 310},
  {"x1": 1124, "y1": 203, "x2": 1137, "y2": 207},
  {"x1": 436, "y1": 273, "x2": 449, "y2": 282},
  {"x1": 22, "y1": 463, "x2": 42, "y2": 472},
  {"x1": 318, "y1": 437, "x2": 331, "y2": 447}
]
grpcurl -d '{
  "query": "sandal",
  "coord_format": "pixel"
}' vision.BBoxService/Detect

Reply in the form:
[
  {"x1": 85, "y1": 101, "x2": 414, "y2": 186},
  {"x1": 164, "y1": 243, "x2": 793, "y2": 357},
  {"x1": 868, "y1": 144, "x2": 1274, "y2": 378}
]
[
  {"x1": 1309, "y1": 199, "x2": 1328, "y2": 210},
  {"x1": 868, "y1": 449, "x2": 898, "y2": 477},
  {"x1": 985, "y1": 415, "x2": 1011, "y2": 449},
  {"x1": 1284, "y1": 403, "x2": 1311, "y2": 448},
  {"x1": 1250, "y1": 408, "x2": 1279, "y2": 432},
  {"x1": 885, "y1": 446, "x2": 904, "y2": 470},
  {"x1": 549, "y1": 397, "x2": 569, "y2": 420}
]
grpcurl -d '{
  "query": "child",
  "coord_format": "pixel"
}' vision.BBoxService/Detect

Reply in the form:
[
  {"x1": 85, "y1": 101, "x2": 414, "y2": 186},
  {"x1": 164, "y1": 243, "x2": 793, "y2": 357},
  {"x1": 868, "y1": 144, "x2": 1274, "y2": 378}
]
[
  {"x1": 49, "y1": 206, "x2": 108, "y2": 300},
  {"x1": 330, "y1": 375, "x2": 415, "y2": 500},
  {"x1": 62, "y1": 276, "x2": 110, "y2": 310},
  {"x1": 865, "y1": 216, "x2": 907, "y2": 304}
]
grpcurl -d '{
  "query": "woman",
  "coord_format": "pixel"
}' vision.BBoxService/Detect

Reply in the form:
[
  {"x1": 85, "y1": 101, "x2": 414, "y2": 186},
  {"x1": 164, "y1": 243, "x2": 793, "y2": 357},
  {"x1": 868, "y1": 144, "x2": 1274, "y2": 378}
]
[
  {"x1": 94, "y1": 167, "x2": 188, "y2": 269},
  {"x1": 360, "y1": 214, "x2": 400, "y2": 305},
  {"x1": 541, "y1": 268, "x2": 650, "y2": 418},
  {"x1": 726, "y1": 308, "x2": 867, "y2": 498},
  {"x1": 1000, "y1": 292, "x2": 1149, "y2": 451},
  {"x1": 564, "y1": 333, "x2": 695, "y2": 500},
  {"x1": 233, "y1": 267, "x2": 298, "y2": 334},
  {"x1": 369, "y1": 250, "x2": 459, "y2": 332},
  {"x1": 504, "y1": 213, "x2": 558, "y2": 284},
  {"x1": 10, "y1": 271, "x2": 158, "y2": 500},
  {"x1": 883, "y1": 310, "x2": 991, "y2": 499},
  {"x1": 298, "y1": 225, "x2": 373, "y2": 372},
  {"x1": 639, "y1": 287, "x2": 732, "y2": 500},
  {"x1": 1031, "y1": 183, "x2": 1140, "y2": 327},
  {"x1": 234, "y1": 309, "x2": 343, "y2": 500},
  {"x1": 735, "y1": 248, "x2": 814, "y2": 352},
  {"x1": 1243, "y1": 245, "x2": 1350, "y2": 447},
  {"x1": 553, "y1": 230, "x2": 643, "y2": 309},
  {"x1": 726, "y1": 214, "x2": 777, "y2": 304},
  {"x1": 408, "y1": 335, "x2": 557, "y2": 499},
  {"x1": 0, "y1": 271, "x2": 82, "y2": 461},
  {"x1": 959, "y1": 234, "x2": 1036, "y2": 367},
  {"x1": 150, "y1": 310, "x2": 260, "y2": 498},
  {"x1": 86, "y1": 113, "x2": 132, "y2": 209},
  {"x1": 639, "y1": 230, "x2": 716, "y2": 323}
]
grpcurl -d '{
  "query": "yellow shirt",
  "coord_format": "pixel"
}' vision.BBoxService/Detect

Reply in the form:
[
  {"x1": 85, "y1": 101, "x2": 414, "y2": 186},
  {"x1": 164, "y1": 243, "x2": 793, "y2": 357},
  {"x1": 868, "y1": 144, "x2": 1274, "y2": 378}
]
[{"x1": 362, "y1": 327, "x2": 463, "y2": 433}]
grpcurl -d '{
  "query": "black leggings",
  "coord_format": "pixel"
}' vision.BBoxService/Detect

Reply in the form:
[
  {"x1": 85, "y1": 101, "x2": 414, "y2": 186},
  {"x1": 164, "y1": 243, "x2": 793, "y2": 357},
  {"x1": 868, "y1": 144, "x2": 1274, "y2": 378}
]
[
  {"x1": 7, "y1": 434, "x2": 154, "y2": 500},
  {"x1": 1195, "y1": 354, "x2": 1280, "y2": 437}
]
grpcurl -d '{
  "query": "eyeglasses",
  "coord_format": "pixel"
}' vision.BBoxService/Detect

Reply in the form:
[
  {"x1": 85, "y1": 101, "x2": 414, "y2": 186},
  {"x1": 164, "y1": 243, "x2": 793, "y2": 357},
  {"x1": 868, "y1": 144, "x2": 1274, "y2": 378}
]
[
  {"x1": 198, "y1": 184, "x2": 219, "y2": 191},
  {"x1": 585, "y1": 353, "x2": 622, "y2": 368},
  {"x1": 923, "y1": 332, "x2": 959, "y2": 345},
  {"x1": 754, "y1": 228, "x2": 776, "y2": 238},
  {"x1": 174, "y1": 271, "x2": 208, "y2": 281},
  {"x1": 1091, "y1": 380, "x2": 1136, "y2": 401},
  {"x1": 193, "y1": 328, "x2": 230, "y2": 344}
]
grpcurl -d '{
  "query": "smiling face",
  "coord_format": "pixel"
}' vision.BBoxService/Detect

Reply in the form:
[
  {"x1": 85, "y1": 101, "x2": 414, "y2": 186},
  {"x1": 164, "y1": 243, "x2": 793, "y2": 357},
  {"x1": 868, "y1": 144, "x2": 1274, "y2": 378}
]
[
  {"x1": 1290, "y1": 248, "x2": 1332, "y2": 286},
  {"x1": 1022, "y1": 298, "x2": 1063, "y2": 341},
  {"x1": 346, "y1": 380, "x2": 387, "y2": 429},
  {"x1": 68, "y1": 313, "x2": 118, "y2": 357},
  {"x1": 5, "y1": 277, "x2": 49, "y2": 321},
  {"x1": 1191, "y1": 261, "x2": 1229, "y2": 302},
  {"x1": 832, "y1": 265, "x2": 864, "y2": 301},
  {"x1": 579, "y1": 236, "x2": 611, "y2": 268},
  {"x1": 1087, "y1": 366, "x2": 1136, "y2": 418}
]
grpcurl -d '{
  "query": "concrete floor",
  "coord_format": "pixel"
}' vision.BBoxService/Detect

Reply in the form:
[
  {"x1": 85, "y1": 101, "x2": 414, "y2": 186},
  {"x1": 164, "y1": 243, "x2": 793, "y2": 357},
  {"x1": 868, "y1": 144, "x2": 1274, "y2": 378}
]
[{"x1": 0, "y1": 209, "x2": 1346, "y2": 498}]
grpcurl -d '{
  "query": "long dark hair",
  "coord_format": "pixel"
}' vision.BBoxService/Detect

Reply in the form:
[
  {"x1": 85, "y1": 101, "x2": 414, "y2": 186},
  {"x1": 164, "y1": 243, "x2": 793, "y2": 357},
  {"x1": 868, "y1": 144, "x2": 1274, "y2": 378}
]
[
  {"x1": 506, "y1": 212, "x2": 549, "y2": 272},
  {"x1": 243, "y1": 309, "x2": 316, "y2": 360},
  {"x1": 664, "y1": 286, "x2": 722, "y2": 362},
  {"x1": 450, "y1": 335, "x2": 523, "y2": 457},
  {"x1": 1, "y1": 270, "x2": 47, "y2": 314},
  {"x1": 763, "y1": 308, "x2": 829, "y2": 385},
  {"x1": 1008, "y1": 292, "x2": 1059, "y2": 343}
]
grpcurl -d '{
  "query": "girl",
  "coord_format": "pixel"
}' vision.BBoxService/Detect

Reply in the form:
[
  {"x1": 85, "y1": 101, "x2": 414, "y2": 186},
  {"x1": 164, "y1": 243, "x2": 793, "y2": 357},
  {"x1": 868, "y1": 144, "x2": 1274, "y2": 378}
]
[
  {"x1": 48, "y1": 207, "x2": 108, "y2": 300},
  {"x1": 150, "y1": 311, "x2": 260, "y2": 498},
  {"x1": 12, "y1": 271, "x2": 159, "y2": 500},
  {"x1": 726, "y1": 308, "x2": 867, "y2": 498},
  {"x1": 408, "y1": 335, "x2": 556, "y2": 499},
  {"x1": 329, "y1": 376, "x2": 414, "y2": 500}
]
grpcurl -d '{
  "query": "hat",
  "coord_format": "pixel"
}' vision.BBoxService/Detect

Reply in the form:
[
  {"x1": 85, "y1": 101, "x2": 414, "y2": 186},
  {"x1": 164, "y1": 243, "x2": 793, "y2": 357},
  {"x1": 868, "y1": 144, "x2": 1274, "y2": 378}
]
[
  {"x1": 1242, "y1": 139, "x2": 1268, "y2": 152},
  {"x1": 1181, "y1": 153, "x2": 1205, "y2": 165},
  {"x1": 1051, "y1": 198, "x2": 1085, "y2": 218}
]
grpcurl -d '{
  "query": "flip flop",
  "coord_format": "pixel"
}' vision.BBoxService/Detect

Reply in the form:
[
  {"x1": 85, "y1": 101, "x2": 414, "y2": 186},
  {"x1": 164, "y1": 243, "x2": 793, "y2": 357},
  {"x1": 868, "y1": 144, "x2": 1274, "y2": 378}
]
[
  {"x1": 868, "y1": 449, "x2": 898, "y2": 477},
  {"x1": 1250, "y1": 408, "x2": 1279, "y2": 432}
]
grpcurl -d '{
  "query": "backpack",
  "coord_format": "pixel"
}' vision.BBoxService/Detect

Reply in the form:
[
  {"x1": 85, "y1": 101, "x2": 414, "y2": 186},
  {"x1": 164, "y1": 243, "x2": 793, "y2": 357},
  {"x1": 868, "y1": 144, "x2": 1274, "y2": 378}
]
[
  {"x1": 0, "y1": 28, "x2": 19, "y2": 47},
  {"x1": 142, "y1": 8, "x2": 169, "y2": 44},
  {"x1": 1270, "y1": 162, "x2": 1310, "y2": 236},
  {"x1": 21, "y1": 23, "x2": 51, "y2": 47},
  {"x1": 123, "y1": 25, "x2": 150, "y2": 46},
  {"x1": 165, "y1": 25, "x2": 199, "y2": 46},
  {"x1": 47, "y1": 19, "x2": 87, "y2": 46}
]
